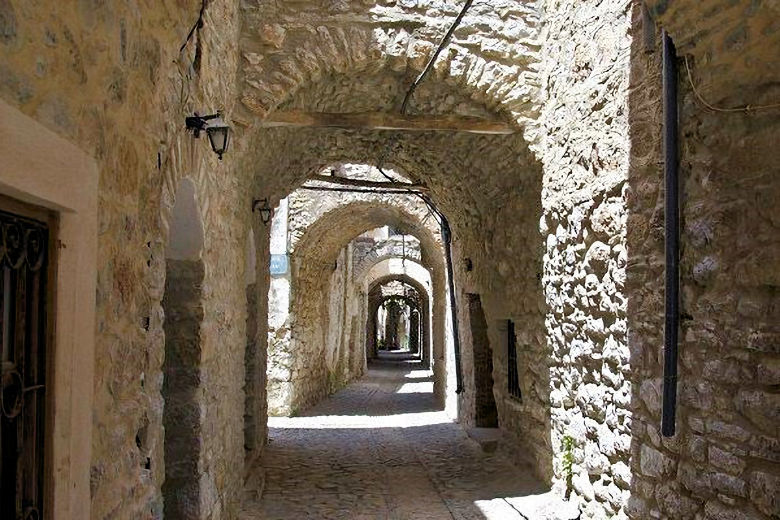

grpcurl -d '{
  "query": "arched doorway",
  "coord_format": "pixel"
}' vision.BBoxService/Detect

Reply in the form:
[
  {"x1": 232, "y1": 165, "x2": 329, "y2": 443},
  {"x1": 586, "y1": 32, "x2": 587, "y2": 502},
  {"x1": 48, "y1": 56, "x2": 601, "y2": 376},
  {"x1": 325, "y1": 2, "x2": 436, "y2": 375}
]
[{"x1": 161, "y1": 178, "x2": 205, "y2": 519}]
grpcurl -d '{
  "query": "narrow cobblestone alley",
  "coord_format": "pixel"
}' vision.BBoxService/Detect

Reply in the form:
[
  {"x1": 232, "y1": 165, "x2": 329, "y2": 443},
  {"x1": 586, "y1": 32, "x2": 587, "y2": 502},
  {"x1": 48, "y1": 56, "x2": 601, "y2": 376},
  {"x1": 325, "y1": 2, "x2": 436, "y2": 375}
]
[{"x1": 241, "y1": 353, "x2": 551, "y2": 519}]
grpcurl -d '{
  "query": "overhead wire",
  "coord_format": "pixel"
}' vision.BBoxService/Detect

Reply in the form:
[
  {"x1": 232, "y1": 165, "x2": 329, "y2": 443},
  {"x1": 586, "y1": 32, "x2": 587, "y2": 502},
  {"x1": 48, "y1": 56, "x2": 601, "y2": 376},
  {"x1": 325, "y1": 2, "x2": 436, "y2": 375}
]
[
  {"x1": 400, "y1": 0, "x2": 474, "y2": 115},
  {"x1": 179, "y1": 0, "x2": 208, "y2": 54},
  {"x1": 684, "y1": 56, "x2": 780, "y2": 113},
  {"x1": 374, "y1": 0, "x2": 475, "y2": 222}
]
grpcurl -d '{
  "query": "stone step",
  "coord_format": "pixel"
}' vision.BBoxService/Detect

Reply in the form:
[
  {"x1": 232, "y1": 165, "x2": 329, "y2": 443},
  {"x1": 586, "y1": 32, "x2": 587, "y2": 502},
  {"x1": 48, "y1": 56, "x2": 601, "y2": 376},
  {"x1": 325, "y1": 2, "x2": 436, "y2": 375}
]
[
  {"x1": 506, "y1": 492, "x2": 581, "y2": 520},
  {"x1": 242, "y1": 467, "x2": 266, "y2": 503},
  {"x1": 466, "y1": 427, "x2": 502, "y2": 453}
]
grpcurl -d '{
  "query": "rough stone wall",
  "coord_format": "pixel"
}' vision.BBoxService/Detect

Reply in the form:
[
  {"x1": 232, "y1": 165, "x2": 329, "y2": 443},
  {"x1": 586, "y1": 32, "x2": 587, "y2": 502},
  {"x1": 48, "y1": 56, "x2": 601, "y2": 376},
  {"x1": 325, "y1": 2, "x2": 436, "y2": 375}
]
[
  {"x1": 645, "y1": 0, "x2": 780, "y2": 105},
  {"x1": 269, "y1": 239, "x2": 364, "y2": 416},
  {"x1": 625, "y1": 4, "x2": 780, "y2": 519},
  {"x1": 532, "y1": 0, "x2": 635, "y2": 517},
  {"x1": 238, "y1": 0, "x2": 541, "y2": 133},
  {"x1": 244, "y1": 220, "x2": 268, "y2": 463},
  {"x1": 324, "y1": 247, "x2": 356, "y2": 392},
  {"x1": 244, "y1": 282, "x2": 263, "y2": 457},
  {"x1": 0, "y1": 1, "x2": 251, "y2": 518}
]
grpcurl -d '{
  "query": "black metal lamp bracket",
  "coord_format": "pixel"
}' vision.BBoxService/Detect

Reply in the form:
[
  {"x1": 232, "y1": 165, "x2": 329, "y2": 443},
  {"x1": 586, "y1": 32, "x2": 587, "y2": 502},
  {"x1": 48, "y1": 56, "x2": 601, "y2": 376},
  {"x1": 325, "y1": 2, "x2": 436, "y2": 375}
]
[{"x1": 185, "y1": 112, "x2": 221, "y2": 137}]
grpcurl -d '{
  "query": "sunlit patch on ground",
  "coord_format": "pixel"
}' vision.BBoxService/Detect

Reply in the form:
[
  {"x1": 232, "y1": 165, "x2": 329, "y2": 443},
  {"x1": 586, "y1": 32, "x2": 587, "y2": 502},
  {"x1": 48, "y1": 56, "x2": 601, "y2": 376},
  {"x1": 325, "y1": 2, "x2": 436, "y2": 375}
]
[{"x1": 242, "y1": 358, "x2": 556, "y2": 519}]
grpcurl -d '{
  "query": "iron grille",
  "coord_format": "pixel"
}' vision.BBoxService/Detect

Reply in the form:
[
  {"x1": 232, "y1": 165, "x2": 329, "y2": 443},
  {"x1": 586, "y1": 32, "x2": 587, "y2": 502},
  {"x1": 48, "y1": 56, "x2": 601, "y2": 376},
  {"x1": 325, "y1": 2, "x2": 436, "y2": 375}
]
[
  {"x1": 1, "y1": 207, "x2": 50, "y2": 520},
  {"x1": 507, "y1": 320, "x2": 521, "y2": 400}
]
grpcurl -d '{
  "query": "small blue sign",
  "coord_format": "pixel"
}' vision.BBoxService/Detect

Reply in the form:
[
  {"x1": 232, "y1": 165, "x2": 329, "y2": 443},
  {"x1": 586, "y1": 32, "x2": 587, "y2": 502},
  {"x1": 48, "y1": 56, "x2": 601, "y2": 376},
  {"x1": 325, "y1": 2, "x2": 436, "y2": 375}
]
[{"x1": 270, "y1": 254, "x2": 289, "y2": 276}]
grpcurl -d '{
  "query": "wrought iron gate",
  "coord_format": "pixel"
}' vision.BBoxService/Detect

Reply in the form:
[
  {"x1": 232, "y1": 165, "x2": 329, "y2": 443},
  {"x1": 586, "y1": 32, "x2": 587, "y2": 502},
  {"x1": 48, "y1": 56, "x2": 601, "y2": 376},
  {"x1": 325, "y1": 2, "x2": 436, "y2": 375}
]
[{"x1": 0, "y1": 204, "x2": 51, "y2": 520}]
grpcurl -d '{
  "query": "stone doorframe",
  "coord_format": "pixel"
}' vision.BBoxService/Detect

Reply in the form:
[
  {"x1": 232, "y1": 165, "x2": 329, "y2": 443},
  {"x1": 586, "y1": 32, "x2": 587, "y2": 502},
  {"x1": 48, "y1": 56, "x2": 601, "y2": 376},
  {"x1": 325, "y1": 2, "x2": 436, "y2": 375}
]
[{"x1": 0, "y1": 99, "x2": 98, "y2": 519}]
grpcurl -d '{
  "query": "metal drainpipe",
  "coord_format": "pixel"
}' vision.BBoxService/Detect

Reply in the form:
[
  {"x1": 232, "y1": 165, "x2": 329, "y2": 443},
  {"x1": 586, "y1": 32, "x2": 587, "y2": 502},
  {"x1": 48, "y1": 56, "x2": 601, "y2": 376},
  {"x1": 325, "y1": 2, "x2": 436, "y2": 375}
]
[
  {"x1": 441, "y1": 217, "x2": 464, "y2": 394},
  {"x1": 661, "y1": 30, "x2": 680, "y2": 437}
]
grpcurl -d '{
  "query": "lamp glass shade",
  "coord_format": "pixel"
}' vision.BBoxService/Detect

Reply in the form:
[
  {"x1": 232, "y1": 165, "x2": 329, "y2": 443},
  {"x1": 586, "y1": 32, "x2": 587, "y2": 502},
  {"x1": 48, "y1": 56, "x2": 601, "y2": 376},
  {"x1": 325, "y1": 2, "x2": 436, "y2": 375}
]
[{"x1": 206, "y1": 118, "x2": 231, "y2": 159}]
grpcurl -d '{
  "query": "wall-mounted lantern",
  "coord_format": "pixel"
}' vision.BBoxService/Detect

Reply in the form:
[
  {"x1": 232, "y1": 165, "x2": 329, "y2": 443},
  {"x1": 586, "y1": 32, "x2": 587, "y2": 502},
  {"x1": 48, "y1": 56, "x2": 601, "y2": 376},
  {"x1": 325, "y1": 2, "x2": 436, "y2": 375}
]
[
  {"x1": 252, "y1": 198, "x2": 273, "y2": 225},
  {"x1": 185, "y1": 111, "x2": 231, "y2": 160}
]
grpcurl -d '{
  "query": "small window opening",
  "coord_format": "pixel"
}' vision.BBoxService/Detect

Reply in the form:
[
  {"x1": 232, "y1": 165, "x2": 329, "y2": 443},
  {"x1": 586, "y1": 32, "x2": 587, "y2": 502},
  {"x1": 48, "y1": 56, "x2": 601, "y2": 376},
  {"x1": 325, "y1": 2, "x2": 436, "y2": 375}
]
[{"x1": 507, "y1": 320, "x2": 521, "y2": 400}]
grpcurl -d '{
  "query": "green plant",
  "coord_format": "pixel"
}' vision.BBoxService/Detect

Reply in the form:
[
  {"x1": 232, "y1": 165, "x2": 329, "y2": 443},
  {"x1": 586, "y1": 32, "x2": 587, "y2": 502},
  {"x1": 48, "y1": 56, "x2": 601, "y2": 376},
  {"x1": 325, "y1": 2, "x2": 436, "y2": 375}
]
[{"x1": 561, "y1": 434, "x2": 574, "y2": 499}]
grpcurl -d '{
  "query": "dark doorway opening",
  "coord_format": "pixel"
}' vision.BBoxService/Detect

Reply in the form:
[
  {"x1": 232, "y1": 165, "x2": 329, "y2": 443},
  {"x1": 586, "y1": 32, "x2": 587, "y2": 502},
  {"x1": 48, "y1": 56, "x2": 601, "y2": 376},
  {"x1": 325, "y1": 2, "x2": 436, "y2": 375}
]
[
  {"x1": 161, "y1": 178, "x2": 205, "y2": 518},
  {"x1": 468, "y1": 294, "x2": 498, "y2": 428},
  {"x1": 162, "y1": 260, "x2": 204, "y2": 519}
]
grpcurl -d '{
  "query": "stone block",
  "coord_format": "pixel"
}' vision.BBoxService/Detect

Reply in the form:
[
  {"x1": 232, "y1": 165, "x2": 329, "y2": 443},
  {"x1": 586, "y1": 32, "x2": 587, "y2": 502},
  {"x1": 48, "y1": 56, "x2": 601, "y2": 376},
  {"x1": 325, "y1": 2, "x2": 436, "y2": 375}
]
[
  {"x1": 708, "y1": 445, "x2": 746, "y2": 475},
  {"x1": 703, "y1": 500, "x2": 762, "y2": 520},
  {"x1": 612, "y1": 460, "x2": 631, "y2": 489},
  {"x1": 639, "y1": 378, "x2": 661, "y2": 414},
  {"x1": 710, "y1": 472, "x2": 747, "y2": 498},
  {"x1": 734, "y1": 390, "x2": 780, "y2": 434},
  {"x1": 640, "y1": 444, "x2": 675, "y2": 478},
  {"x1": 678, "y1": 461, "x2": 713, "y2": 497},
  {"x1": 584, "y1": 442, "x2": 610, "y2": 475},
  {"x1": 655, "y1": 483, "x2": 699, "y2": 518},
  {"x1": 687, "y1": 435, "x2": 708, "y2": 463},
  {"x1": 706, "y1": 420, "x2": 751, "y2": 443},
  {"x1": 625, "y1": 496, "x2": 649, "y2": 519},
  {"x1": 748, "y1": 470, "x2": 780, "y2": 517},
  {"x1": 756, "y1": 357, "x2": 780, "y2": 385},
  {"x1": 572, "y1": 470, "x2": 595, "y2": 501}
]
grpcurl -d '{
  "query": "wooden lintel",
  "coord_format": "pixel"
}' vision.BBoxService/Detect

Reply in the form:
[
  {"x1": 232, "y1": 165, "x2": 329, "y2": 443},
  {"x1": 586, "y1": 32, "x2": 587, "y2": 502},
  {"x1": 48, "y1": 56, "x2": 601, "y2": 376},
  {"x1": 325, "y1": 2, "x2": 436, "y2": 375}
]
[
  {"x1": 309, "y1": 175, "x2": 429, "y2": 191},
  {"x1": 259, "y1": 111, "x2": 516, "y2": 135}
]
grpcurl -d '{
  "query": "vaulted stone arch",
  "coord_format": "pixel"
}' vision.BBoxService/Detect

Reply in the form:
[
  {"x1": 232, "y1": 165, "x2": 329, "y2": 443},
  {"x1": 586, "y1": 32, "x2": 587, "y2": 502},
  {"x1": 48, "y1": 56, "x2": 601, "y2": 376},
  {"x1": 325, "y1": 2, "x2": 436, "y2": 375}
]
[
  {"x1": 234, "y1": 4, "x2": 552, "y2": 513},
  {"x1": 243, "y1": 28, "x2": 549, "y2": 458},
  {"x1": 366, "y1": 270, "x2": 435, "y2": 376},
  {"x1": 237, "y1": 2, "x2": 543, "y2": 133},
  {"x1": 267, "y1": 193, "x2": 448, "y2": 415},
  {"x1": 353, "y1": 234, "x2": 423, "y2": 280}
]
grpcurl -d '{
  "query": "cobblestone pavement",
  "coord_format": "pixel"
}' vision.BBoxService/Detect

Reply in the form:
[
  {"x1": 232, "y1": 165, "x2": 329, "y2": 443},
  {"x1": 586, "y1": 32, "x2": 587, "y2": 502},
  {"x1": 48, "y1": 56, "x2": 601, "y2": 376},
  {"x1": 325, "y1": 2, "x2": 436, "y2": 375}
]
[{"x1": 241, "y1": 353, "x2": 550, "y2": 519}]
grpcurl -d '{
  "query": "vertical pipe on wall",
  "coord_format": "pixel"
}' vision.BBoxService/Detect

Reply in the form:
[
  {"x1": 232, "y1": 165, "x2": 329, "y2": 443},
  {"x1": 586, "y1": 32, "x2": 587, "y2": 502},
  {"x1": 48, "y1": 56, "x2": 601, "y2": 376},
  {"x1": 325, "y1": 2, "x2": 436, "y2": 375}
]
[
  {"x1": 441, "y1": 217, "x2": 464, "y2": 394},
  {"x1": 661, "y1": 30, "x2": 680, "y2": 437}
]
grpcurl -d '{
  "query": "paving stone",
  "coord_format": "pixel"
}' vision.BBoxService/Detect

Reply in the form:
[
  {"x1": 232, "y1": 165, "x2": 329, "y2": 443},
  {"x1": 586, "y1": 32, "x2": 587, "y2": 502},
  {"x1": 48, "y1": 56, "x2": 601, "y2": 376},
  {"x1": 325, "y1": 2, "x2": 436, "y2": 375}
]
[{"x1": 241, "y1": 360, "x2": 554, "y2": 519}]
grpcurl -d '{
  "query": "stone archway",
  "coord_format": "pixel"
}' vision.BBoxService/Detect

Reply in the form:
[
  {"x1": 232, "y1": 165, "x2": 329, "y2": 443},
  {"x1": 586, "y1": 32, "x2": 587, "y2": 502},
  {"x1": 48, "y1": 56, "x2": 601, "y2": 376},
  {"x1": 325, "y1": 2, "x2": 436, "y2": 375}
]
[
  {"x1": 370, "y1": 282, "x2": 426, "y2": 359},
  {"x1": 362, "y1": 259, "x2": 436, "y2": 367},
  {"x1": 266, "y1": 187, "x2": 447, "y2": 416},
  {"x1": 236, "y1": 4, "x2": 625, "y2": 516}
]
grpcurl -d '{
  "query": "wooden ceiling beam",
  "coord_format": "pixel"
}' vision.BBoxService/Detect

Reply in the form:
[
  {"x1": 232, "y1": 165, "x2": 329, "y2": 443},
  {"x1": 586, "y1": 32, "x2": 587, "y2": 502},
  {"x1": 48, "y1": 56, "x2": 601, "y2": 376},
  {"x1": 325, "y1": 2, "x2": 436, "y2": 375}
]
[
  {"x1": 259, "y1": 111, "x2": 516, "y2": 135},
  {"x1": 308, "y1": 175, "x2": 429, "y2": 191}
]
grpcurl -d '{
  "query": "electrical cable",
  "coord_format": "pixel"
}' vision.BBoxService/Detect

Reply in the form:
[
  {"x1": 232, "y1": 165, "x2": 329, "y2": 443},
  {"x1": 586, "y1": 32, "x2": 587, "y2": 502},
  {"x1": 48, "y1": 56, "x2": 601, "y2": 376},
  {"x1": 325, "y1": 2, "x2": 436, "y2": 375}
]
[
  {"x1": 375, "y1": 0, "x2": 474, "y2": 195},
  {"x1": 367, "y1": 2, "x2": 474, "y2": 395},
  {"x1": 180, "y1": 0, "x2": 208, "y2": 53},
  {"x1": 684, "y1": 55, "x2": 780, "y2": 113},
  {"x1": 400, "y1": 0, "x2": 474, "y2": 115}
]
